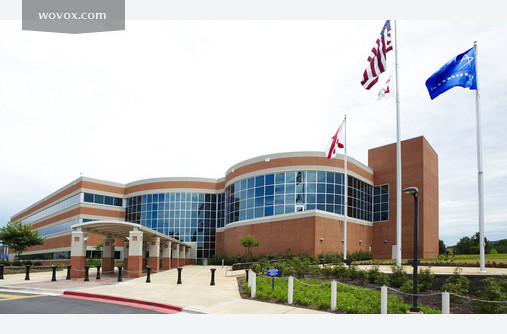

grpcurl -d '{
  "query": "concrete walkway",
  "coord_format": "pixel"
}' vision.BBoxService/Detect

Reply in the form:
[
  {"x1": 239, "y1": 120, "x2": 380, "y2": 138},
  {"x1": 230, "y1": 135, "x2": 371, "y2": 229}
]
[{"x1": 0, "y1": 265, "x2": 328, "y2": 314}]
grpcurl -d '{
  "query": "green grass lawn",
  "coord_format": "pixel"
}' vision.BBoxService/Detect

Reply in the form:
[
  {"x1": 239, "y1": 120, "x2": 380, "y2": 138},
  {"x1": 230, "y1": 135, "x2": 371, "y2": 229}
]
[
  {"x1": 244, "y1": 276, "x2": 440, "y2": 314},
  {"x1": 356, "y1": 254, "x2": 506, "y2": 266}
]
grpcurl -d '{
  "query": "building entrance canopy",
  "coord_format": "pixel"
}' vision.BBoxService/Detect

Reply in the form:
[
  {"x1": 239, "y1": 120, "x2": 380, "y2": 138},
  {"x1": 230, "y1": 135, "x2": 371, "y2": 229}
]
[
  {"x1": 70, "y1": 220, "x2": 190, "y2": 247},
  {"x1": 69, "y1": 220, "x2": 193, "y2": 279}
]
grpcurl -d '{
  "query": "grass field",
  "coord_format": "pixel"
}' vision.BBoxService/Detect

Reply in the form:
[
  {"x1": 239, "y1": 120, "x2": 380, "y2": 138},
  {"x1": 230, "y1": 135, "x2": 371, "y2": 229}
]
[{"x1": 357, "y1": 254, "x2": 506, "y2": 266}]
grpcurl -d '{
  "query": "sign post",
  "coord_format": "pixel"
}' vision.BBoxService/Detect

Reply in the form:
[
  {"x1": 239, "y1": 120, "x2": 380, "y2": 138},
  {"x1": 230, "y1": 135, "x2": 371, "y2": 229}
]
[{"x1": 267, "y1": 268, "x2": 279, "y2": 291}]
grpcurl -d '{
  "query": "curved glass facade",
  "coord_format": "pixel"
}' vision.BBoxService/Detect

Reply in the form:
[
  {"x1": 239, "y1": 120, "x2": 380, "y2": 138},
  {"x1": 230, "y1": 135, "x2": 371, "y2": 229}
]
[
  {"x1": 224, "y1": 171, "x2": 375, "y2": 225},
  {"x1": 125, "y1": 193, "x2": 223, "y2": 259}
]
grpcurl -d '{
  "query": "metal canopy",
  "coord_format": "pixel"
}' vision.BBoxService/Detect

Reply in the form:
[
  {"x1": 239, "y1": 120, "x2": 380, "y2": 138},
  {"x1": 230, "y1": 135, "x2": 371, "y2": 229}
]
[{"x1": 71, "y1": 220, "x2": 189, "y2": 246}]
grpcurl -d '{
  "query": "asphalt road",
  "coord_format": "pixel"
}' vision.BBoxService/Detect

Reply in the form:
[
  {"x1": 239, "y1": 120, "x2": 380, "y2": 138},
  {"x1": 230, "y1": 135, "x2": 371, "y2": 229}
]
[{"x1": 0, "y1": 291, "x2": 168, "y2": 314}]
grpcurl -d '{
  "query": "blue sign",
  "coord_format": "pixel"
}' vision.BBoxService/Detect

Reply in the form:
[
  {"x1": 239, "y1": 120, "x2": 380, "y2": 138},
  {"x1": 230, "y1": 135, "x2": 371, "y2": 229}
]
[{"x1": 267, "y1": 268, "x2": 279, "y2": 277}]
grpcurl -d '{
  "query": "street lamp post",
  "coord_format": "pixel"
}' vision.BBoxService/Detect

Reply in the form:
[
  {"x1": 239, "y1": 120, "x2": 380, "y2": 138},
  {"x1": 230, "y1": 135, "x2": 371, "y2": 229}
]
[{"x1": 403, "y1": 186, "x2": 420, "y2": 313}]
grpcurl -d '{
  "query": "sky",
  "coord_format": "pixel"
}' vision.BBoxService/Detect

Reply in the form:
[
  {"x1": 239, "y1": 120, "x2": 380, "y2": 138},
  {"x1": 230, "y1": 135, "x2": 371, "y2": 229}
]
[{"x1": 0, "y1": 2, "x2": 506, "y2": 249}]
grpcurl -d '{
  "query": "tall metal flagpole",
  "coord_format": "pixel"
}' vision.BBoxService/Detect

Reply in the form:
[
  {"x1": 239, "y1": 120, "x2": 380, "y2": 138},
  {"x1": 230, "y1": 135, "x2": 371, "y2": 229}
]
[
  {"x1": 343, "y1": 115, "x2": 348, "y2": 260},
  {"x1": 393, "y1": 20, "x2": 402, "y2": 266},
  {"x1": 474, "y1": 41, "x2": 486, "y2": 273}
]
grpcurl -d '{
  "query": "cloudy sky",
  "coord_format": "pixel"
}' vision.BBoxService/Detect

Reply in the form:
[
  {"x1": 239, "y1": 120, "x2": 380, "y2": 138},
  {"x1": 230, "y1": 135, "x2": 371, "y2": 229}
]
[{"x1": 0, "y1": 2, "x2": 505, "y2": 248}]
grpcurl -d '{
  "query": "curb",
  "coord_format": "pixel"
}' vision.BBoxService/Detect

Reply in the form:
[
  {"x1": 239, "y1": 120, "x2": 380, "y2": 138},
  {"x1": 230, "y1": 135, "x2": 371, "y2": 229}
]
[
  {"x1": 63, "y1": 291, "x2": 186, "y2": 313},
  {"x1": 0, "y1": 286, "x2": 65, "y2": 296}
]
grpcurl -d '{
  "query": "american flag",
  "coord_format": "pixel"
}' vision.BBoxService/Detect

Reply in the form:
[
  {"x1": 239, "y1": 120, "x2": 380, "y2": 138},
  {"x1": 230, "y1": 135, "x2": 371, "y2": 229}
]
[{"x1": 361, "y1": 20, "x2": 393, "y2": 90}]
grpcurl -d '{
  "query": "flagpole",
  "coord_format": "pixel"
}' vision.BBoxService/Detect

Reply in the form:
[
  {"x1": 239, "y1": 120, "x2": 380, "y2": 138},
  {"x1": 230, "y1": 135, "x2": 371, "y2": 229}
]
[
  {"x1": 343, "y1": 115, "x2": 348, "y2": 261},
  {"x1": 474, "y1": 41, "x2": 486, "y2": 273},
  {"x1": 393, "y1": 20, "x2": 402, "y2": 266}
]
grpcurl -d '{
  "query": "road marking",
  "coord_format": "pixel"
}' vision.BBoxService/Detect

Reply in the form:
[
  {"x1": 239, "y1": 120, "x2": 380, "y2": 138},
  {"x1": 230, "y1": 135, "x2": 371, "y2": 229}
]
[{"x1": 0, "y1": 294, "x2": 46, "y2": 301}]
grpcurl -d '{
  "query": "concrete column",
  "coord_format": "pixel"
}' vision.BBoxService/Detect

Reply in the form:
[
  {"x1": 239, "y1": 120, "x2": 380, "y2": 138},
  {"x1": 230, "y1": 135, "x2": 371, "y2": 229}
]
[
  {"x1": 171, "y1": 244, "x2": 180, "y2": 268},
  {"x1": 142, "y1": 241, "x2": 147, "y2": 269},
  {"x1": 123, "y1": 241, "x2": 129, "y2": 270},
  {"x1": 179, "y1": 245, "x2": 186, "y2": 266},
  {"x1": 161, "y1": 240, "x2": 171, "y2": 270},
  {"x1": 148, "y1": 237, "x2": 160, "y2": 272},
  {"x1": 102, "y1": 237, "x2": 115, "y2": 273},
  {"x1": 127, "y1": 230, "x2": 143, "y2": 278},
  {"x1": 70, "y1": 230, "x2": 87, "y2": 278}
]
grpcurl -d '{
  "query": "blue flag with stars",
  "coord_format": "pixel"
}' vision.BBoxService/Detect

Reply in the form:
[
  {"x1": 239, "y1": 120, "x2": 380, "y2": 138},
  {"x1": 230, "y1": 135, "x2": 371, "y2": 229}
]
[{"x1": 425, "y1": 47, "x2": 477, "y2": 100}]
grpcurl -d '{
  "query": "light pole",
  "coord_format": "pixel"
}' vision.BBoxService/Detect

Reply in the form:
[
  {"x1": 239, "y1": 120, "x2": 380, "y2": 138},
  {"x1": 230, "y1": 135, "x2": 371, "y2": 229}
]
[{"x1": 403, "y1": 186, "x2": 420, "y2": 313}]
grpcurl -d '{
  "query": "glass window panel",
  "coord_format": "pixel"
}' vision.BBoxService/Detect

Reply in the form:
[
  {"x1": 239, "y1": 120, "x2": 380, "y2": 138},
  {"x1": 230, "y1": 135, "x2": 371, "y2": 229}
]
[
  {"x1": 274, "y1": 205, "x2": 285, "y2": 215},
  {"x1": 285, "y1": 183, "x2": 295, "y2": 194},
  {"x1": 307, "y1": 183, "x2": 316, "y2": 193},
  {"x1": 115, "y1": 198, "x2": 123, "y2": 206},
  {"x1": 265, "y1": 195, "x2": 274, "y2": 206},
  {"x1": 84, "y1": 193, "x2": 93, "y2": 202},
  {"x1": 306, "y1": 171, "x2": 317, "y2": 182},
  {"x1": 275, "y1": 195, "x2": 284, "y2": 205},
  {"x1": 285, "y1": 205, "x2": 295, "y2": 213},
  {"x1": 317, "y1": 203, "x2": 326, "y2": 211},
  {"x1": 247, "y1": 198, "x2": 254, "y2": 209},
  {"x1": 307, "y1": 193, "x2": 316, "y2": 204},
  {"x1": 247, "y1": 208, "x2": 254, "y2": 219},
  {"x1": 265, "y1": 185, "x2": 274, "y2": 196},
  {"x1": 255, "y1": 197, "x2": 264, "y2": 207},
  {"x1": 255, "y1": 187, "x2": 264, "y2": 197},
  {"x1": 317, "y1": 171, "x2": 326, "y2": 182},
  {"x1": 247, "y1": 177, "x2": 255, "y2": 189},
  {"x1": 275, "y1": 173, "x2": 285, "y2": 184},
  {"x1": 285, "y1": 194, "x2": 295, "y2": 204},
  {"x1": 286, "y1": 172, "x2": 295, "y2": 183},
  {"x1": 274, "y1": 184, "x2": 284, "y2": 194},
  {"x1": 104, "y1": 196, "x2": 114, "y2": 205},
  {"x1": 326, "y1": 172, "x2": 334, "y2": 183},
  {"x1": 327, "y1": 184, "x2": 335, "y2": 194},
  {"x1": 306, "y1": 204, "x2": 316, "y2": 210},
  {"x1": 265, "y1": 174, "x2": 274, "y2": 185},
  {"x1": 264, "y1": 206, "x2": 273, "y2": 216},
  {"x1": 255, "y1": 175, "x2": 264, "y2": 187},
  {"x1": 247, "y1": 188, "x2": 255, "y2": 198},
  {"x1": 95, "y1": 194, "x2": 104, "y2": 204},
  {"x1": 254, "y1": 207, "x2": 263, "y2": 218},
  {"x1": 317, "y1": 183, "x2": 326, "y2": 193},
  {"x1": 317, "y1": 194, "x2": 326, "y2": 204}
]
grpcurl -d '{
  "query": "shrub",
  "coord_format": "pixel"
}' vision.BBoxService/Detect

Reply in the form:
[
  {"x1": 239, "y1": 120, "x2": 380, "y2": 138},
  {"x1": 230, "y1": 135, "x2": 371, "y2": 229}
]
[
  {"x1": 400, "y1": 280, "x2": 419, "y2": 294},
  {"x1": 418, "y1": 267, "x2": 435, "y2": 291},
  {"x1": 12, "y1": 260, "x2": 23, "y2": 266},
  {"x1": 33, "y1": 261, "x2": 43, "y2": 266},
  {"x1": 441, "y1": 268, "x2": 469, "y2": 299},
  {"x1": 367, "y1": 265, "x2": 383, "y2": 284},
  {"x1": 389, "y1": 266, "x2": 408, "y2": 288},
  {"x1": 86, "y1": 258, "x2": 101, "y2": 267},
  {"x1": 472, "y1": 278, "x2": 507, "y2": 314},
  {"x1": 0, "y1": 260, "x2": 12, "y2": 266},
  {"x1": 22, "y1": 260, "x2": 33, "y2": 266}
]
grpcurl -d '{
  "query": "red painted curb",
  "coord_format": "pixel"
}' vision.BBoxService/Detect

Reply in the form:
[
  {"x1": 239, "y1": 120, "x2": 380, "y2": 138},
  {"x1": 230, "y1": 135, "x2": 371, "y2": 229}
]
[{"x1": 63, "y1": 291, "x2": 183, "y2": 312}]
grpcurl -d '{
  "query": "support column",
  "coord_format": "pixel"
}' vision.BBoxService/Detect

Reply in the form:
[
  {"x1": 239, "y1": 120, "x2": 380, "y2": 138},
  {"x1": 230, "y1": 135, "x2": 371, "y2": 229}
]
[
  {"x1": 148, "y1": 237, "x2": 160, "y2": 272},
  {"x1": 70, "y1": 229, "x2": 87, "y2": 278},
  {"x1": 179, "y1": 245, "x2": 186, "y2": 266},
  {"x1": 123, "y1": 241, "x2": 129, "y2": 270},
  {"x1": 127, "y1": 230, "x2": 143, "y2": 278},
  {"x1": 142, "y1": 241, "x2": 147, "y2": 269},
  {"x1": 102, "y1": 237, "x2": 115, "y2": 274},
  {"x1": 171, "y1": 244, "x2": 180, "y2": 268},
  {"x1": 161, "y1": 240, "x2": 171, "y2": 270}
]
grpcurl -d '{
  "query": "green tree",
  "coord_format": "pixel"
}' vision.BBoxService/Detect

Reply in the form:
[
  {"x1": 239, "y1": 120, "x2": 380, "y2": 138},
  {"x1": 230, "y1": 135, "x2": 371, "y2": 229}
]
[
  {"x1": 454, "y1": 232, "x2": 491, "y2": 255},
  {"x1": 0, "y1": 221, "x2": 45, "y2": 259},
  {"x1": 239, "y1": 235, "x2": 261, "y2": 261},
  {"x1": 439, "y1": 239, "x2": 447, "y2": 255}
]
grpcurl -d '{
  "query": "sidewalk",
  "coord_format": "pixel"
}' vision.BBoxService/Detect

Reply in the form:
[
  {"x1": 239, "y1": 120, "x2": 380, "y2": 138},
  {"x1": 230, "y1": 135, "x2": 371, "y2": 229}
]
[{"x1": 0, "y1": 265, "x2": 328, "y2": 314}]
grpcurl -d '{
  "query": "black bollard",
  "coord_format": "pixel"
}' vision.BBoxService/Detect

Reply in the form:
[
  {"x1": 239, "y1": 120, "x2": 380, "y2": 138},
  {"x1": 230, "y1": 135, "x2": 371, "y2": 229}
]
[
  {"x1": 25, "y1": 264, "x2": 31, "y2": 280},
  {"x1": 0, "y1": 264, "x2": 4, "y2": 280},
  {"x1": 177, "y1": 267, "x2": 182, "y2": 284},
  {"x1": 51, "y1": 265, "x2": 57, "y2": 281},
  {"x1": 117, "y1": 266, "x2": 123, "y2": 282},
  {"x1": 210, "y1": 268, "x2": 216, "y2": 286},
  {"x1": 66, "y1": 265, "x2": 71, "y2": 280},
  {"x1": 146, "y1": 266, "x2": 151, "y2": 283},
  {"x1": 96, "y1": 265, "x2": 101, "y2": 280},
  {"x1": 84, "y1": 265, "x2": 89, "y2": 281}
]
